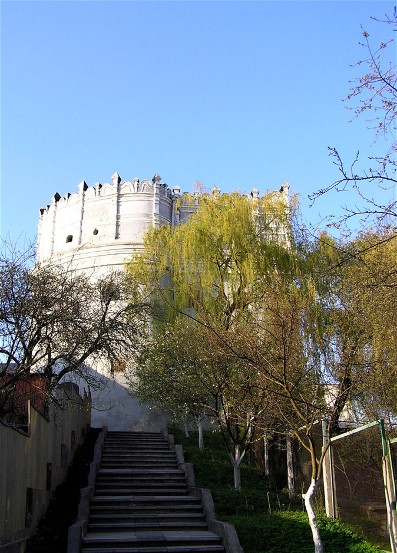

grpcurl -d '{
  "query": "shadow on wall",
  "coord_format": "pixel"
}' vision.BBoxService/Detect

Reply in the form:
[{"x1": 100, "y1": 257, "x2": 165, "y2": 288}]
[{"x1": 61, "y1": 364, "x2": 168, "y2": 433}]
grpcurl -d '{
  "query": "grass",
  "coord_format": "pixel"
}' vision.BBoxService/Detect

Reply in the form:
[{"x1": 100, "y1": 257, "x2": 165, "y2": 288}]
[{"x1": 171, "y1": 428, "x2": 388, "y2": 553}]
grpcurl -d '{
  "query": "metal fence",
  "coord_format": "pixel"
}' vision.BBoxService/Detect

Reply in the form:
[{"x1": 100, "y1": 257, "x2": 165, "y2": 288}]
[{"x1": 323, "y1": 420, "x2": 397, "y2": 552}]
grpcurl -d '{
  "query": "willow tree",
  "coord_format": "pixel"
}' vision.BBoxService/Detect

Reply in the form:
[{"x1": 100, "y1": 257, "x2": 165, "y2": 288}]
[
  {"x1": 129, "y1": 189, "x2": 291, "y2": 488},
  {"x1": 131, "y1": 190, "x2": 291, "y2": 328}
]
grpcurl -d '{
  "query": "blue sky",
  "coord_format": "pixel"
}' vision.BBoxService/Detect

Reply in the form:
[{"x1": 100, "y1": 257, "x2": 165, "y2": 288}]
[{"x1": 1, "y1": 0, "x2": 395, "y2": 244}]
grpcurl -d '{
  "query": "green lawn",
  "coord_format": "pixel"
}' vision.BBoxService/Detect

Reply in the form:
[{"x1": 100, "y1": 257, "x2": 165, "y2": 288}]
[{"x1": 171, "y1": 428, "x2": 388, "y2": 553}]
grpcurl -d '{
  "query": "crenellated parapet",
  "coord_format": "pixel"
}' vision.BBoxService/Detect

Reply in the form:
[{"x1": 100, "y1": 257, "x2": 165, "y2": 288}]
[
  {"x1": 37, "y1": 173, "x2": 183, "y2": 269},
  {"x1": 37, "y1": 173, "x2": 290, "y2": 273}
]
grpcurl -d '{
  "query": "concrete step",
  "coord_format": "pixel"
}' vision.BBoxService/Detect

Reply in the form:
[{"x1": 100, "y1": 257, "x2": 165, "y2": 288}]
[
  {"x1": 95, "y1": 484, "x2": 188, "y2": 492},
  {"x1": 102, "y1": 445, "x2": 170, "y2": 450},
  {"x1": 89, "y1": 514, "x2": 206, "y2": 524},
  {"x1": 94, "y1": 488, "x2": 189, "y2": 496},
  {"x1": 97, "y1": 468, "x2": 185, "y2": 476},
  {"x1": 103, "y1": 436, "x2": 169, "y2": 441},
  {"x1": 96, "y1": 480, "x2": 186, "y2": 487},
  {"x1": 99, "y1": 461, "x2": 179, "y2": 468},
  {"x1": 101, "y1": 453, "x2": 172, "y2": 457},
  {"x1": 100, "y1": 465, "x2": 179, "y2": 471},
  {"x1": 104, "y1": 432, "x2": 166, "y2": 435},
  {"x1": 101, "y1": 455, "x2": 177, "y2": 462},
  {"x1": 81, "y1": 530, "x2": 223, "y2": 549},
  {"x1": 91, "y1": 495, "x2": 201, "y2": 506},
  {"x1": 104, "y1": 437, "x2": 168, "y2": 445},
  {"x1": 103, "y1": 439, "x2": 167, "y2": 442},
  {"x1": 101, "y1": 455, "x2": 177, "y2": 460},
  {"x1": 96, "y1": 480, "x2": 187, "y2": 487},
  {"x1": 102, "y1": 442, "x2": 171, "y2": 447},
  {"x1": 100, "y1": 463, "x2": 179, "y2": 469},
  {"x1": 104, "y1": 437, "x2": 167, "y2": 441},
  {"x1": 81, "y1": 546, "x2": 224, "y2": 553},
  {"x1": 95, "y1": 482, "x2": 188, "y2": 489},
  {"x1": 102, "y1": 443, "x2": 171, "y2": 448},
  {"x1": 96, "y1": 477, "x2": 187, "y2": 484},
  {"x1": 103, "y1": 441, "x2": 168, "y2": 445},
  {"x1": 102, "y1": 447, "x2": 172, "y2": 452},
  {"x1": 96, "y1": 476, "x2": 186, "y2": 485},
  {"x1": 96, "y1": 474, "x2": 186, "y2": 482},
  {"x1": 101, "y1": 455, "x2": 175, "y2": 461},
  {"x1": 90, "y1": 504, "x2": 204, "y2": 516},
  {"x1": 88, "y1": 521, "x2": 209, "y2": 532}
]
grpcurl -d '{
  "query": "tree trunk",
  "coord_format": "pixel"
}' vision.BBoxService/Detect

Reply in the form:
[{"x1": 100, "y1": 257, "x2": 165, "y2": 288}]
[
  {"x1": 183, "y1": 421, "x2": 189, "y2": 438},
  {"x1": 304, "y1": 478, "x2": 323, "y2": 553},
  {"x1": 231, "y1": 444, "x2": 246, "y2": 491},
  {"x1": 233, "y1": 461, "x2": 241, "y2": 491},
  {"x1": 196, "y1": 417, "x2": 204, "y2": 450},
  {"x1": 263, "y1": 434, "x2": 270, "y2": 477},
  {"x1": 286, "y1": 435, "x2": 296, "y2": 501}
]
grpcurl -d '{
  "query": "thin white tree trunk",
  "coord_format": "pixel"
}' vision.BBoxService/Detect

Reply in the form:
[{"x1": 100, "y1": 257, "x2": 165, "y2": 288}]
[
  {"x1": 196, "y1": 416, "x2": 204, "y2": 450},
  {"x1": 231, "y1": 444, "x2": 246, "y2": 491},
  {"x1": 304, "y1": 479, "x2": 323, "y2": 553},
  {"x1": 233, "y1": 461, "x2": 241, "y2": 491},
  {"x1": 183, "y1": 421, "x2": 189, "y2": 438}
]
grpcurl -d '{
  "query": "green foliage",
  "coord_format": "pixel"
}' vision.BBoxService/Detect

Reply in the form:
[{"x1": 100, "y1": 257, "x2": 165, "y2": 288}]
[
  {"x1": 224, "y1": 513, "x2": 385, "y2": 553},
  {"x1": 172, "y1": 429, "x2": 385, "y2": 553},
  {"x1": 129, "y1": 191, "x2": 292, "y2": 328},
  {"x1": 130, "y1": 317, "x2": 210, "y2": 423},
  {"x1": 131, "y1": 192, "x2": 343, "y2": 493},
  {"x1": 129, "y1": 192, "x2": 300, "y2": 482},
  {"x1": 171, "y1": 428, "x2": 275, "y2": 514},
  {"x1": 131, "y1": 191, "x2": 396, "y2": 543}
]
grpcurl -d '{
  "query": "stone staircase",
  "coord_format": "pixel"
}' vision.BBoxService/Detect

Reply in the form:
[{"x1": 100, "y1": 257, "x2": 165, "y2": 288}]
[{"x1": 80, "y1": 431, "x2": 226, "y2": 553}]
